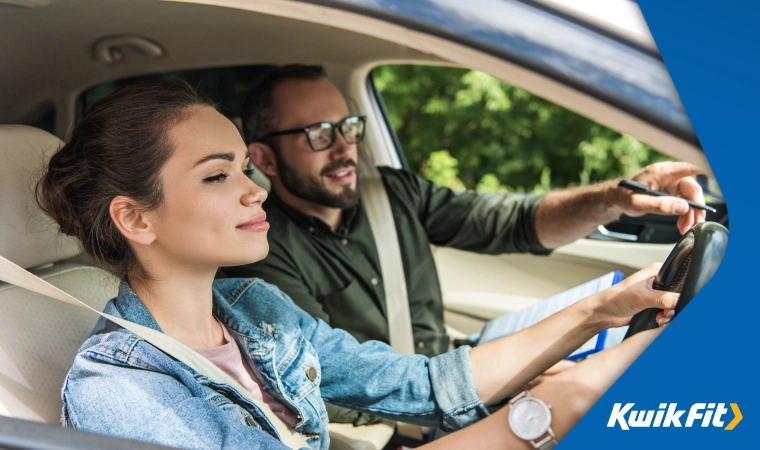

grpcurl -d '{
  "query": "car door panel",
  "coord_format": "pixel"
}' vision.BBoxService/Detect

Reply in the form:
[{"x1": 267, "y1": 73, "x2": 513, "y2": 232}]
[{"x1": 435, "y1": 239, "x2": 674, "y2": 335}]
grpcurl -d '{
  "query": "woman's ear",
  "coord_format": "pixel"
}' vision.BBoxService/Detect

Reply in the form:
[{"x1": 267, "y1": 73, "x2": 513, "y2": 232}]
[
  {"x1": 109, "y1": 196, "x2": 157, "y2": 246},
  {"x1": 249, "y1": 142, "x2": 278, "y2": 177}
]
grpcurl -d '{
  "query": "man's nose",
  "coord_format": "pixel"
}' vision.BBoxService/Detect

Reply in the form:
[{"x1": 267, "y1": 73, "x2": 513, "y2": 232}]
[{"x1": 329, "y1": 132, "x2": 355, "y2": 160}]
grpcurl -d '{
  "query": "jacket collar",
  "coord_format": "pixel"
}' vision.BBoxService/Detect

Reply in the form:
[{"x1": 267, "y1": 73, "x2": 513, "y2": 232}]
[
  {"x1": 111, "y1": 280, "x2": 274, "y2": 345},
  {"x1": 112, "y1": 282, "x2": 163, "y2": 332}
]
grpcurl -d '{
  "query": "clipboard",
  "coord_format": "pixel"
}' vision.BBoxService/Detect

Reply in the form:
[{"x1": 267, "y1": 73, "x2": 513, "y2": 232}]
[{"x1": 476, "y1": 271, "x2": 625, "y2": 360}]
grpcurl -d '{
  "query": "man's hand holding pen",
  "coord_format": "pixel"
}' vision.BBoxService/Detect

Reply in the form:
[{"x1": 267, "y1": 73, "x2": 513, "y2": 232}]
[{"x1": 611, "y1": 162, "x2": 708, "y2": 234}]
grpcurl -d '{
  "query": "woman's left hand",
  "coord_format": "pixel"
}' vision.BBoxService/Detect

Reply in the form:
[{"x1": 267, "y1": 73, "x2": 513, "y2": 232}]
[{"x1": 591, "y1": 263, "x2": 679, "y2": 329}]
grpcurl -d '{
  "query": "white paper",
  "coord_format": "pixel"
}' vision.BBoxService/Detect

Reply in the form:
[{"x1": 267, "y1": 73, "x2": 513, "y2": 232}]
[{"x1": 477, "y1": 271, "x2": 620, "y2": 357}]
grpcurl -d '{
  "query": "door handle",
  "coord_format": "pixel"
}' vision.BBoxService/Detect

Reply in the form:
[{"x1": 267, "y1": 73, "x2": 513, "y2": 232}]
[{"x1": 589, "y1": 225, "x2": 639, "y2": 242}]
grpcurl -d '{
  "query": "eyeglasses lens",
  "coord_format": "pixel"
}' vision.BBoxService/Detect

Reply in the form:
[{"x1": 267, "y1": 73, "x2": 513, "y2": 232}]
[
  {"x1": 340, "y1": 117, "x2": 365, "y2": 144},
  {"x1": 306, "y1": 123, "x2": 334, "y2": 151}
]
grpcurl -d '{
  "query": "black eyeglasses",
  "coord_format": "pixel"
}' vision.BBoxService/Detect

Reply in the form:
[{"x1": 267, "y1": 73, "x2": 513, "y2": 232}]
[{"x1": 262, "y1": 115, "x2": 367, "y2": 152}]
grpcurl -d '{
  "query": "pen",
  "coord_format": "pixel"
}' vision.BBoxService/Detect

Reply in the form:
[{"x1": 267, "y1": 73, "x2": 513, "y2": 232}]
[{"x1": 618, "y1": 179, "x2": 717, "y2": 213}]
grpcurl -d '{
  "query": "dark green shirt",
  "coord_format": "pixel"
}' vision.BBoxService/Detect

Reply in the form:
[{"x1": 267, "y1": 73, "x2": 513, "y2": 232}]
[{"x1": 222, "y1": 166, "x2": 549, "y2": 423}]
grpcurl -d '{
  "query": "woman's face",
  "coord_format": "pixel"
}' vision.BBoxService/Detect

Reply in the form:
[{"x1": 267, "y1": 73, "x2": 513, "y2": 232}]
[{"x1": 149, "y1": 106, "x2": 270, "y2": 269}]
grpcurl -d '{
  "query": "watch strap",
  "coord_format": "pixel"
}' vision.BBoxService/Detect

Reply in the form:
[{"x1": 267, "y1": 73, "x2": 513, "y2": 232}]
[{"x1": 531, "y1": 429, "x2": 558, "y2": 450}]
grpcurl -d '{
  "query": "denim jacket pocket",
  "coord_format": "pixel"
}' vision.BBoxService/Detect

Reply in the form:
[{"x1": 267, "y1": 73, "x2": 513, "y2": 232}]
[
  {"x1": 278, "y1": 332, "x2": 326, "y2": 422},
  {"x1": 210, "y1": 395, "x2": 263, "y2": 430}
]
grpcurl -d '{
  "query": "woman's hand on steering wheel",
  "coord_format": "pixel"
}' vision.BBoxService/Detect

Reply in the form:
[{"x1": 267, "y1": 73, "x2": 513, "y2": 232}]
[{"x1": 590, "y1": 263, "x2": 679, "y2": 329}]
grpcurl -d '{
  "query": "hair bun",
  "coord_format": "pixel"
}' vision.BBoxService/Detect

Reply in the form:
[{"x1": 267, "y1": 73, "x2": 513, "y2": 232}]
[
  {"x1": 57, "y1": 215, "x2": 81, "y2": 237},
  {"x1": 37, "y1": 157, "x2": 84, "y2": 239}
]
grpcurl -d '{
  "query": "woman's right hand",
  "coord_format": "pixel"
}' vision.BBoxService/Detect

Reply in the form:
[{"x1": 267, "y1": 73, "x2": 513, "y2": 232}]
[{"x1": 590, "y1": 263, "x2": 679, "y2": 329}]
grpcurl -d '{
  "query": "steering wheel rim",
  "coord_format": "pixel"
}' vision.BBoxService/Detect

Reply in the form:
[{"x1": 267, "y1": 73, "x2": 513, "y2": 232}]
[{"x1": 624, "y1": 221, "x2": 728, "y2": 339}]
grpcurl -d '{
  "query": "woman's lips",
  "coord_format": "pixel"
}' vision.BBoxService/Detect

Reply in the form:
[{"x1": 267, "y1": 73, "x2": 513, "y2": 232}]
[{"x1": 236, "y1": 213, "x2": 270, "y2": 232}]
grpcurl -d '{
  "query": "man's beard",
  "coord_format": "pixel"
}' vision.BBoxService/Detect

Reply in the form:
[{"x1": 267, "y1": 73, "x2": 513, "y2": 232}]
[{"x1": 275, "y1": 152, "x2": 360, "y2": 210}]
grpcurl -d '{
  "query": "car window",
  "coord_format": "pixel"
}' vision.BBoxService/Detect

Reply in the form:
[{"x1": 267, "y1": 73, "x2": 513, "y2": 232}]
[
  {"x1": 370, "y1": 64, "x2": 727, "y2": 243},
  {"x1": 371, "y1": 64, "x2": 673, "y2": 194},
  {"x1": 17, "y1": 104, "x2": 56, "y2": 135}
]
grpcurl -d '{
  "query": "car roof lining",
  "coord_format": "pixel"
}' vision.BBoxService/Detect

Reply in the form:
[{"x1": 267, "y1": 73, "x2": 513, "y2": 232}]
[{"x1": 0, "y1": 0, "x2": 440, "y2": 125}]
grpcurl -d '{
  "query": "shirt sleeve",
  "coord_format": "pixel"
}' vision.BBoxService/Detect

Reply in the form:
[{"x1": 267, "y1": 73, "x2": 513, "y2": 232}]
[
  {"x1": 267, "y1": 284, "x2": 490, "y2": 432},
  {"x1": 379, "y1": 166, "x2": 552, "y2": 255}
]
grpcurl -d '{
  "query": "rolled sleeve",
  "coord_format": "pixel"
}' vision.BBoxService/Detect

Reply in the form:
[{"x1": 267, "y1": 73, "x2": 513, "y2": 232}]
[{"x1": 428, "y1": 346, "x2": 489, "y2": 431}]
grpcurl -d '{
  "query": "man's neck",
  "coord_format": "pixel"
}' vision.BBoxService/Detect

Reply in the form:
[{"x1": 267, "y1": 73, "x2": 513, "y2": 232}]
[{"x1": 272, "y1": 184, "x2": 345, "y2": 232}]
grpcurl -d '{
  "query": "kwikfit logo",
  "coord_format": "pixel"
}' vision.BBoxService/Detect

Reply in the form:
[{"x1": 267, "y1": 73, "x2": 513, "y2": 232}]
[{"x1": 607, "y1": 403, "x2": 742, "y2": 430}]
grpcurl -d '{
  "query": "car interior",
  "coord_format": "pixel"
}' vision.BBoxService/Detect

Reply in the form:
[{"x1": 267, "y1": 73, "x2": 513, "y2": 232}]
[{"x1": 0, "y1": 1, "x2": 727, "y2": 449}]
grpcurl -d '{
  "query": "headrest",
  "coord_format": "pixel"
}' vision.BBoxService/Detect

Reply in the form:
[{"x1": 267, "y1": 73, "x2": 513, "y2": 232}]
[{"x1": 0, "y1": 125, "x2": 79, "y2": 269}]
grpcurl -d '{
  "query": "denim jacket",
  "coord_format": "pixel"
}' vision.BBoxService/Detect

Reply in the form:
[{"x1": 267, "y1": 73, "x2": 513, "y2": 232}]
[{"x1": 61, "y1": 278, "x2": 489, "y2": 449}]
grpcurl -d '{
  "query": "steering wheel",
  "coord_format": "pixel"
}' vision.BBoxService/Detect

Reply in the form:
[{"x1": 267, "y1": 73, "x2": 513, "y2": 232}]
[{"x1": 624, "y1": 221, "x2": 729, "y2": 339}]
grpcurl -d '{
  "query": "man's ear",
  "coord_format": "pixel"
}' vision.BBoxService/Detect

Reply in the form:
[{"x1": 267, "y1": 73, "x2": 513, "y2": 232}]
[
  {"x1": 109, "y1": 196, "x2": 157, "y2": 246},
  {"x1": 249, "y1": 142, "x2": 278, "y2": 177}
]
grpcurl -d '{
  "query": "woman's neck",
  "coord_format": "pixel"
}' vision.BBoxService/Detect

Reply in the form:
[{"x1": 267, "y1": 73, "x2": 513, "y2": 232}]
[{"x1": 130, "y1": 267, "x2": 224, "y2": 349}]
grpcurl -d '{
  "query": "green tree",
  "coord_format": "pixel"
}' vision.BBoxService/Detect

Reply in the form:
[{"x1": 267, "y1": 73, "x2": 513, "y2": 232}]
[
  {"x1": 373, "y1": 65, "x2": 671, "y2": 193},
  {"x1": 423, "y1": 150, "x2": 466, "y2": 191}
]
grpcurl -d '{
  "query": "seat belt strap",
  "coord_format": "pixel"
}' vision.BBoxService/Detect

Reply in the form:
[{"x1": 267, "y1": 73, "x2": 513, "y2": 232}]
[
  {"x1": 358, "y1": 153, "x2": 415, "y2": 356},
  {"x1": 0, "y1": 255, "x2": 309, "y2": 450}
]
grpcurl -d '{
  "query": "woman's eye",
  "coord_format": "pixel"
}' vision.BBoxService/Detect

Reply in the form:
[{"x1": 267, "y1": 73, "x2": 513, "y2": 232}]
[
  {"x1": 243, "y1": 168, "x2": 255, "y2": 177},
  {"x1": 203, "y1": 172, "x2": 229, "y2": 183}
]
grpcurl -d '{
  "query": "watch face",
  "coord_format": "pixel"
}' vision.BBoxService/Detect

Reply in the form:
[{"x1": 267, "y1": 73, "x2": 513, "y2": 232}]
[{"x1": 509, "y1": 397, "x2": 552, "y2": 441}]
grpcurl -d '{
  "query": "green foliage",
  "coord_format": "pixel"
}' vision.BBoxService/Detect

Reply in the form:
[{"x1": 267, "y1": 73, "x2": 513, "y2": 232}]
[
  {"x1": 424, "y1": 150, "x2": 467, "y2": 191},
  {"x1": 373, "y1": 65, "x2": 671, "y2": 193}
]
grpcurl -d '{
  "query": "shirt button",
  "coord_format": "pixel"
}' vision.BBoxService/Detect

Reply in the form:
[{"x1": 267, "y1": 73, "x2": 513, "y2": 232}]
[
  {"x1": 244, "y1": 415, "x2": 257, "y2": 427},
  {"x1": 305, "y1": 366, "x2": 318, "y2": 381},
  {"x1": 417, "y1": 341, "x2": 425, "y2": 349},
  {"x1": 341, "y1": 238, "x2": 348, "y2": 246},
  {"x1": 370, "y1": 277, "x2": 379, "y2": 286},
  {"x1": 308, "y1": 226, "x2": 315, "y2": 233}
]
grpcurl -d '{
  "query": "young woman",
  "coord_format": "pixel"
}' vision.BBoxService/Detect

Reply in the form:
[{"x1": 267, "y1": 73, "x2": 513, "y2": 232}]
[{"x1": 38, "y1": 80, "x2": 675, "y2": 450}]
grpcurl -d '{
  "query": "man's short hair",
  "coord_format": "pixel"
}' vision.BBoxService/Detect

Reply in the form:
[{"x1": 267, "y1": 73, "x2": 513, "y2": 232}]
[{"x1": 241, "y1": 64, "x2": 327, "y2": 145}]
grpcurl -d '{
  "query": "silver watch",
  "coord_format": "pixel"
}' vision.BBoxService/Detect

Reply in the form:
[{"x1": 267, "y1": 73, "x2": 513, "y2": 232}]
[{"x1": 507, "y1": 391, "x2": 558, "y2": 450}]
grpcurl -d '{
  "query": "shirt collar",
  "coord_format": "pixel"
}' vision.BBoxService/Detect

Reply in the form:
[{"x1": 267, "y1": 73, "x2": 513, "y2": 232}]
[{"x1": 266, "y1": 189, "x2": 360, "y2": 236}]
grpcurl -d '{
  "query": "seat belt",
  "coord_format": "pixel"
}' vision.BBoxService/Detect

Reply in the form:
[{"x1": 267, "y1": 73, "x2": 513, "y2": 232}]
[
  {"x1": 358, "y1": 152, "x2": 415, "y2": 356},
  {"x1": 358, "y1": 153, "x2": 427, "y2": 441},
  {"x1": 0, "y1": 255, "x2": 309, "y2": 450}
]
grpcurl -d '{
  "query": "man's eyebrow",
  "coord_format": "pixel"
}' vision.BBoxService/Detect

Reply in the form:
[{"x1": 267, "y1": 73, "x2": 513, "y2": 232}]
[{"x1": 193, "y1": 152, "x2": 236, "y2": 167}]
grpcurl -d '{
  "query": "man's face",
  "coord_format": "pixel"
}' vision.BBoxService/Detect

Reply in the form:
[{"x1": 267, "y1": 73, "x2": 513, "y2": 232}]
[{"x1": 269, "y1": 78, "x2": 359, "y2": 210}]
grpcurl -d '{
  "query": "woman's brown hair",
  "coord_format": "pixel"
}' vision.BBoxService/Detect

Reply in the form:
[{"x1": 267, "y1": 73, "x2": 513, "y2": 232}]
[{"x1": 36, "y1": 80, "x2": 215, "y2": 281}]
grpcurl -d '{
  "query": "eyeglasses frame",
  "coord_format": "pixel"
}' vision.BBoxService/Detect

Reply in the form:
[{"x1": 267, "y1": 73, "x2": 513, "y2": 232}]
[{"x1": 261, "y1": 115, "x2": 367, "y2": 152}]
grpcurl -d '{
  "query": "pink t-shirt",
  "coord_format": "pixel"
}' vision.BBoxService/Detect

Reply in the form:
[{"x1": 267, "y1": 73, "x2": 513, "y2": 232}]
[{"x1": 194, "y1": 321, "x2": 300, "y2": 428}]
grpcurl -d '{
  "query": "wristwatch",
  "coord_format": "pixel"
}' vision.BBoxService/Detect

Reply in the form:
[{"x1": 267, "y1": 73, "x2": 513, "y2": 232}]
[{"x1": 508, "y1": 391, "x2": 558, "y2": 450}]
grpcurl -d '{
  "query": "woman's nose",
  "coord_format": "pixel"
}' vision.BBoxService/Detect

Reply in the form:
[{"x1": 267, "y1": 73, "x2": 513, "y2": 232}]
[{"x1": 241, "y1": 177, "x2": 267, "y2": 206}]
